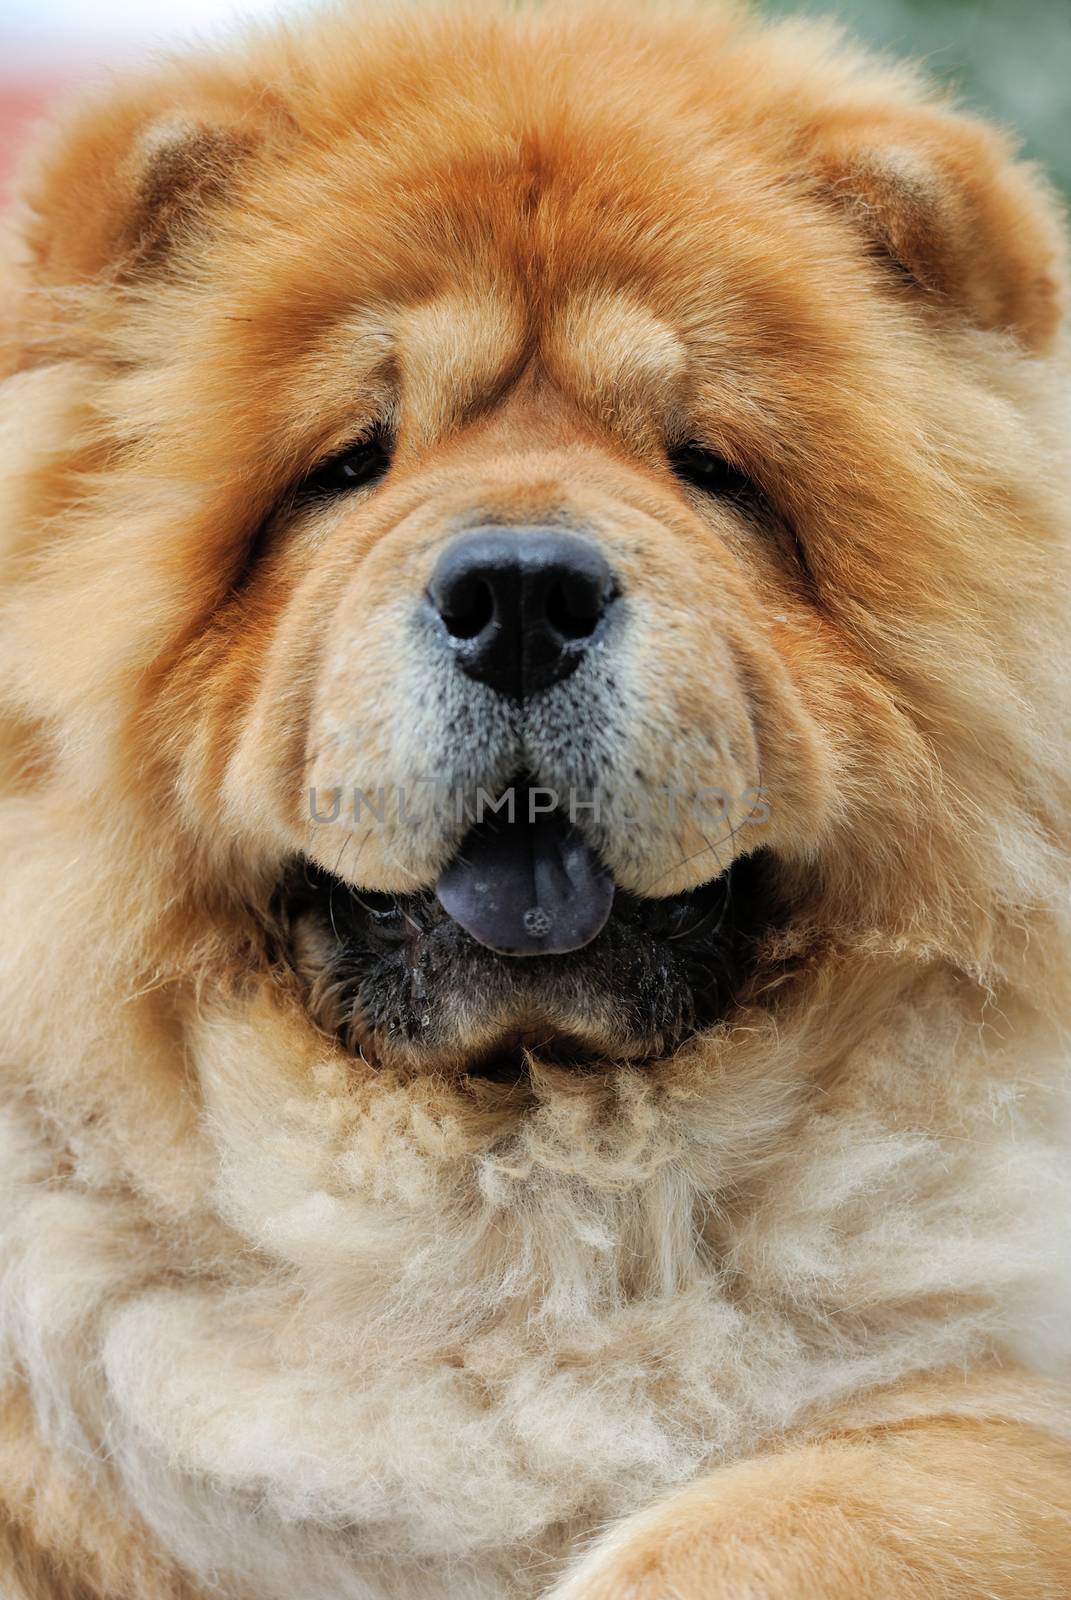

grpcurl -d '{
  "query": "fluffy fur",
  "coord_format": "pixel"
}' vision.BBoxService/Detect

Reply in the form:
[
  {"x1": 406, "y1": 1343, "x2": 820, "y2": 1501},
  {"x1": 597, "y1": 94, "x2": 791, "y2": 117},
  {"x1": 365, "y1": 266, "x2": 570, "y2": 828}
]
[{"x1": 1, "y1": 2, "x2": 1070, "y2": 1596}]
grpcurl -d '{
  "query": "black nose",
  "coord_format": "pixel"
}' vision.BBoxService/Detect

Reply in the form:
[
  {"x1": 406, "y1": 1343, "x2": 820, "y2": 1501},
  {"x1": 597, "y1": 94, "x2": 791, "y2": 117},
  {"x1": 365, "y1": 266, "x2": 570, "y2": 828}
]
[{"x1": 426, "y1": 528, "x2": 617, "y2": 698}]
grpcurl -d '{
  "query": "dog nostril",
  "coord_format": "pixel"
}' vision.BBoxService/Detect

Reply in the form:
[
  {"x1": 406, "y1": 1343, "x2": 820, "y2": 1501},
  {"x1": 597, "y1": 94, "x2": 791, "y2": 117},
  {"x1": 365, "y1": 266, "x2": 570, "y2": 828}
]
[
  {"x1": 439, "y1": 575, "x2": 495, "y2": 640},
  {"x1": 546, "y1": 578, "x2": 603, "y2": 641}
]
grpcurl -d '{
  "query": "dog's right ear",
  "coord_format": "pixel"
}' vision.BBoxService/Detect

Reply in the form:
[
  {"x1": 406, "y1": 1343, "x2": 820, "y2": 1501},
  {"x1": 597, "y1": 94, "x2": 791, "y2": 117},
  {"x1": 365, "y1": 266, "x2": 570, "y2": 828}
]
[
  {"x1": 18, "y1": 80, "x2": 278, "y2": 287},
  {"x1": 808, "y1": 105, "x2": 1068, "y2": 353}
]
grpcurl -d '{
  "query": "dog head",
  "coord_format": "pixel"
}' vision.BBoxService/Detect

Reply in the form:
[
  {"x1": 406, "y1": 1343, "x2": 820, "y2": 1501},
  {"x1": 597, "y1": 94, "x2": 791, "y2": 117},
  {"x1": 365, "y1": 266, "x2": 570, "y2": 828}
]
[{"x1": 3, "y1": 2, "x2": 1068, "y2": 1096}]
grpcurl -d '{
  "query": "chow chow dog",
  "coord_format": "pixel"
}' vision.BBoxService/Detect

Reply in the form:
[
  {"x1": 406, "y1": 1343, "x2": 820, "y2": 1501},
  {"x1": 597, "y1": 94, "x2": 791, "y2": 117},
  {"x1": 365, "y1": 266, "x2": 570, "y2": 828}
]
[{"x1": 1, "y1": 1, "x2": 1070, "y2": 1595}]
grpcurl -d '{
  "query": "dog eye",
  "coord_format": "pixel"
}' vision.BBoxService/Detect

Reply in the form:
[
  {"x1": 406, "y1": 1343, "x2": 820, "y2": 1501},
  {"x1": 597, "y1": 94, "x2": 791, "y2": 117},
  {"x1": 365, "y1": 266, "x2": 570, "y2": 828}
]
[
  {"x1": 669, "y1": 443, "x2": 760, "y2": 504},
  {"x1": 296, "y1": 432, "x2": 392, "y2": 499}
]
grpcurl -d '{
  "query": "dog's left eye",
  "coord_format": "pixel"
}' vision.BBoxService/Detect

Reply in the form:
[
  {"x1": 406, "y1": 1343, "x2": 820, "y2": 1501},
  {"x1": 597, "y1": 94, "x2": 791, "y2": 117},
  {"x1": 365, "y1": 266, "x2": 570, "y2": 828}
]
[
  {"x1": 296, "y1": 432, "x2": 392, "y2": 499},
  {"x1": 669, "y1": 443, "x2": 760, "y2": 505}
]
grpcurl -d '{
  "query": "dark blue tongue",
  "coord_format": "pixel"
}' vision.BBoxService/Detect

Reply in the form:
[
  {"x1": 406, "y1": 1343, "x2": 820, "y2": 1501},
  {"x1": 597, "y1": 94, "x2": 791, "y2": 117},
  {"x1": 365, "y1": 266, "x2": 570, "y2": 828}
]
[{"x1": 434, "y1": 804, "x2": 614, "y2": 956}]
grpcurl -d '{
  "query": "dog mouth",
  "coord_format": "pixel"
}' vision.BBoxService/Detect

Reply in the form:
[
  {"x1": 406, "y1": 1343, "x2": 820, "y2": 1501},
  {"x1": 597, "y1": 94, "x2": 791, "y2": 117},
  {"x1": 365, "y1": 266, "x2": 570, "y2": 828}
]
[
  {"x1": 277, "y1": 792, "x2": 781, "y2": 1078},
  {"x1": 433, "y1": 794, "x2": 616, "y2": 957}
]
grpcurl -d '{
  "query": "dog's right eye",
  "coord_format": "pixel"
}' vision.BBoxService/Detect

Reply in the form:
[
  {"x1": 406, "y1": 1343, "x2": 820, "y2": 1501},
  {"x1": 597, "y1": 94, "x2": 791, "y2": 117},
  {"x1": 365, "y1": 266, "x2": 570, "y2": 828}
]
[
  {"x1": 669, "y1": 443, "x2": 761, "y2": 506},
  {"x1": 295, "y1": 432, "x2": 392, "y2": 499}
]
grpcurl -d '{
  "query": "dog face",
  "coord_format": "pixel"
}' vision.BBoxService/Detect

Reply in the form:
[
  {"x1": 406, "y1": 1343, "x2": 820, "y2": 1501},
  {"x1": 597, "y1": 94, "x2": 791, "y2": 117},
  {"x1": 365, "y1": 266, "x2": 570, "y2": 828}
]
[
  {"x1": 4, "y1": 4, "x2": 1067, "y2": 1092},
  {"x1": 216, "y1": 282, "x2": 834, "y2": 1074}
]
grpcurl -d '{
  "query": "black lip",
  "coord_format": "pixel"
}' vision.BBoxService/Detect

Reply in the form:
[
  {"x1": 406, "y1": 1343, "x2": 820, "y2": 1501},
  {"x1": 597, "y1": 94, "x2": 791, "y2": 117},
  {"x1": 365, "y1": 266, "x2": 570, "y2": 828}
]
[{"x1": 276, "y1": 848, "x2": 781, "y2": 1071}]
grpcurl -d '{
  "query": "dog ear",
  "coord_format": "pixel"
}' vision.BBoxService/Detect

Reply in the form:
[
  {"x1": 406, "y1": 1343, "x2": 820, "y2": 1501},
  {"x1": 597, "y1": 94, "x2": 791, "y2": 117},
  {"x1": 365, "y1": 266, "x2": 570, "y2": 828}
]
[
  {"x1": 812, "y1": 109, "x2": 1068, "y2": 352},
  {"x1": 20, "y1": 84, "x2": 275, "y2": 286}
]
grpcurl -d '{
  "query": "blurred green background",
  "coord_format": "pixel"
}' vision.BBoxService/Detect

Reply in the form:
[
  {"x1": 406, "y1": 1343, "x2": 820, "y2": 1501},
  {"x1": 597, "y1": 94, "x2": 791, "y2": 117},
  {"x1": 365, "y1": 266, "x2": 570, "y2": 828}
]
[{"x1": 758, "y1": 0, "x2": 1071, "y2": 194}]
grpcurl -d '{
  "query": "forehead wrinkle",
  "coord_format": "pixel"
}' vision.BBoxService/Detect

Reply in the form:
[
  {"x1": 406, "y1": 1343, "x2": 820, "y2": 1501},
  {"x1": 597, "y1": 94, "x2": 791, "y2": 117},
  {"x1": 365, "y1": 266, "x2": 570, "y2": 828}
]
[
  {"x1": 545, "y1": 292, "x2": 688, "y2": 451},
  {"x1": 275, "y1": 309, "x2": 397, "y2": 467},
  {"x1": 396, "y1": 291, "x2": 527, "y2": 455}
]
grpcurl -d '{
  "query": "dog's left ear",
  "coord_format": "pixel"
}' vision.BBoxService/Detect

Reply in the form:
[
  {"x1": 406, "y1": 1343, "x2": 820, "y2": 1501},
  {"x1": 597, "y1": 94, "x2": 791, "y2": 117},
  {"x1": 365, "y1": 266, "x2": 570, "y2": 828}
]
[
  {"x1": 811, "y1": 108, "x2": 1068, "y2": 353},
  {"x1": 19, "y1": 80, "x2": 276, "y2": 286}
]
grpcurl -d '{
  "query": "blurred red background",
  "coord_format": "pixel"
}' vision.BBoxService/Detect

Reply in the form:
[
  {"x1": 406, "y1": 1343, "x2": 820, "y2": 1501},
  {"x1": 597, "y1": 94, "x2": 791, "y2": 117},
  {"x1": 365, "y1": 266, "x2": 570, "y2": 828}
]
[{"x1": 0, "y1": 79, "x2": 59, "y2": 190}]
